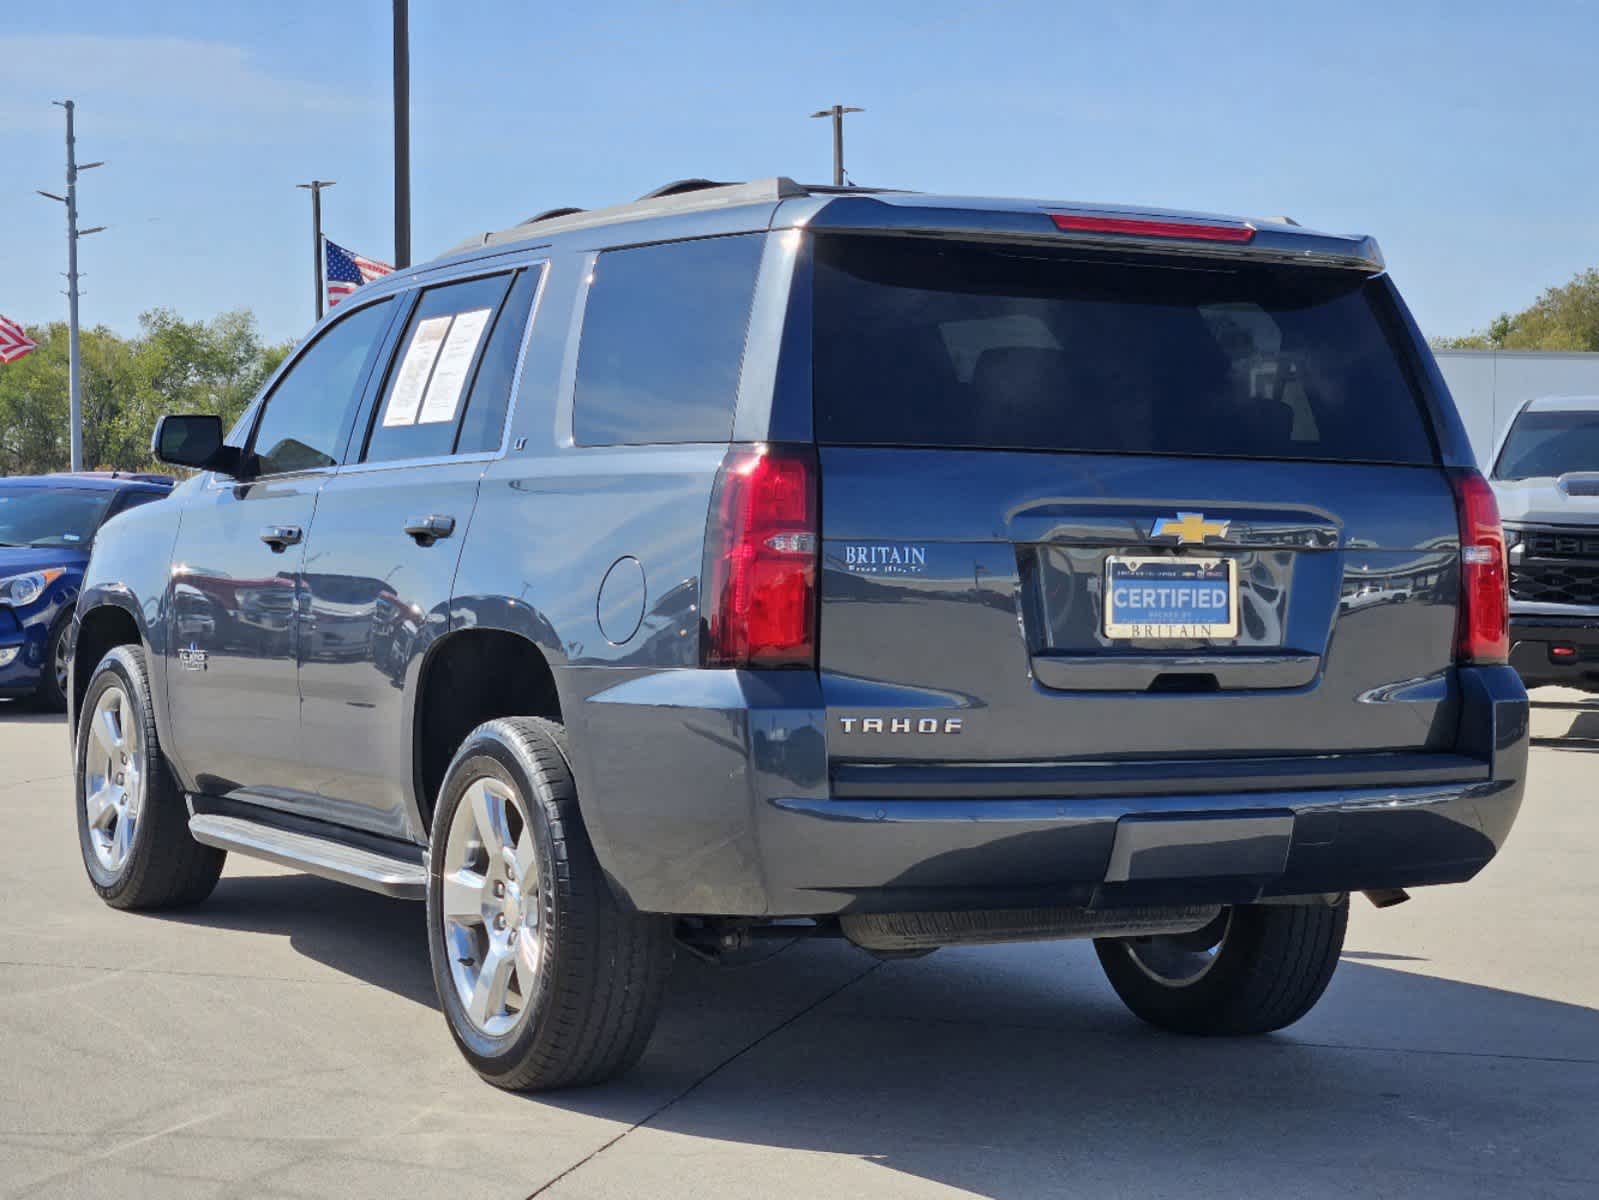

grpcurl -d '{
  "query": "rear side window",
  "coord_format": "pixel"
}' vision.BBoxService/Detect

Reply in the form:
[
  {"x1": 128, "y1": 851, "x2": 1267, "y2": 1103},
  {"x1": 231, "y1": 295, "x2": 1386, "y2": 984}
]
[
  {"x1": 812, "y1": 237, "x2": 1437, "y2": 465},
  {"x1": 573, "y1": 234, "x2": 763, "y2": 446}
]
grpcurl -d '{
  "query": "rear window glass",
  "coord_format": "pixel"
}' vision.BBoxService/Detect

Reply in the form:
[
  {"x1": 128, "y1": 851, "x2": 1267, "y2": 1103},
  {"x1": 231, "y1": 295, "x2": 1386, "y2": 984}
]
[
  {"x1": 573, "y1": 234, "x2": 763, "y2": 446},
  {"x1": 812, "y1": 237, "x2": 1436, "y2": 465},
  {"x1": 1493, "y1": 409, "x2": 1599, "y2": 480}
]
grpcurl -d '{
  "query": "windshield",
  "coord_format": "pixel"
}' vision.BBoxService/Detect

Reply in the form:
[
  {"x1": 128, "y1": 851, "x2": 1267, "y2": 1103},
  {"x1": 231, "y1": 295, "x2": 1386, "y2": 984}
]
[
  {"x1": 812, "y1": 236, "x2": 1438, "y2": 465},
  {"x1": 0, "y1": 487, "x2": 112, "y2": 548},
  {"x1": 1493, "y1": 410, "x2": 1599, "y2": 480}
]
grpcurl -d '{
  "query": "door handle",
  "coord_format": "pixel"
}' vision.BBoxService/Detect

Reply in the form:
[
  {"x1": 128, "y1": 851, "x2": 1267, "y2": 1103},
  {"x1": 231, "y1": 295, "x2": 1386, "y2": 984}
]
[
  {"x1": 403, "y1": 514, "x2": 456, "y2": 546},
  {"x1": 259, "y1": 525, "x2": 303, "y2": 552}
]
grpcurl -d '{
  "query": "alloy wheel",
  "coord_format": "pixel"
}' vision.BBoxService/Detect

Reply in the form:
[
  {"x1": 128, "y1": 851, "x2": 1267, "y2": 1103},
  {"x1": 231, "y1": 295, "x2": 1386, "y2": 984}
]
[
  {"x1": 83, "y1": 685, "x2": 143, "y2": 873},
  {"x1": 439, "y1": 777, "x2": 543, "y2": 1037},
  {"x1": 53, "y1": 628, "x2": 70, "y2": 698}
]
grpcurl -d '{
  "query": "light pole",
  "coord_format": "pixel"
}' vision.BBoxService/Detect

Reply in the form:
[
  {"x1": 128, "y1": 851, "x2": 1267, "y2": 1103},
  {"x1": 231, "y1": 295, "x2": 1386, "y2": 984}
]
[
  {"x1": 809, "y1": 104, "x2": 864, "y2": 186},
  {"x1": 37, "y1": 99, "x2": 105, "y2": 473},
  {"x1": 393, "y1": 0, "x2": 411, "y2": 269},
  {"x1": 296, "y1": 180, "x2": 336, "y2": 321}
]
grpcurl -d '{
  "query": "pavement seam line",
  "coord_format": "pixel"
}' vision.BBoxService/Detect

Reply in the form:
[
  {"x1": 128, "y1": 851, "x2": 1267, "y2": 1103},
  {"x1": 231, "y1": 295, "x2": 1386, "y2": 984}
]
[{"x1": 523, "y1": 959, "x2": 885, "y2": 1200}]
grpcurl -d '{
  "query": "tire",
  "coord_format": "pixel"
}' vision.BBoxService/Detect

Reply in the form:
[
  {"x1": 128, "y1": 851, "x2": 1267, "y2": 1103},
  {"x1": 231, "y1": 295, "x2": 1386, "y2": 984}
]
[
  {"x1": 1094, "y1": 899, "x2": 1347, "y2": 1036},
  {"x1": 426, "y1": 717, "x2": 673, "y2": 1091},
  {"x1": 30, "y1": 614, "x2": 71, "y2": 712},
  {"x1": 74, "y1": 645, "x2": 225, "y2": 910}
]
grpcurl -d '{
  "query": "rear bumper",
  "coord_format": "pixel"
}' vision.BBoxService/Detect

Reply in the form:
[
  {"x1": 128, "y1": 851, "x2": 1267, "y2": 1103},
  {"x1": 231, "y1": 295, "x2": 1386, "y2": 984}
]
[
  {"x1": 1509, "y1": 613, "x2": 1599, "y2": 690},
  {"x1": 572, "y1": 665, "x2": 1528, "y2": 917}
]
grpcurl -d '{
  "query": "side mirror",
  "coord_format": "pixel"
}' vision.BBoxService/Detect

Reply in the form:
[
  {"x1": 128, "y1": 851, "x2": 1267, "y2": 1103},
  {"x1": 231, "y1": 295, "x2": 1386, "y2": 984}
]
[{"x1": 151, "y1": 414, "x2": 240, "y2": 475}]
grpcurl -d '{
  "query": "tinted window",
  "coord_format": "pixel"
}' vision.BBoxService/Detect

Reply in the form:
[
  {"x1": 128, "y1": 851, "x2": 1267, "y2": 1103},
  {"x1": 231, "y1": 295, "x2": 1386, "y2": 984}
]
[
  {"x1": 364, "y1": 272, "x2": 524, "y2": 463},
  {"x1": 813, "y1": 237, "x2": 1436, "y2": 465},
  {"x1": 1493, "y1": 409, "x2": 1599, "y2": 480},
  {"x1": 0, "y1": 488, "x2": 110, "y2": 548},
  {"x1": 574, "y1": 234, "x2": 763, "y2": 445},
  {"x1": 250, "y1": 299, "x2": 393, "y2": 475},
  {"x1": 457, "y1": 267, "x2": 540, "y2": 454}
]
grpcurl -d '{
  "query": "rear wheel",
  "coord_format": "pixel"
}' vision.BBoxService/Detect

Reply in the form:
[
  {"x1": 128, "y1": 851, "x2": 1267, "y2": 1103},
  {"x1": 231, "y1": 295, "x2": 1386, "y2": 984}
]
[
  {"x1": 75, "y1": 645, "x2": 225, "y2": 909},
  {"x1": 426, "y1": 717, "x2": 673, "y2": 1091},
  {"x1": 1094, "y1": 899, "x2": 1347, "y2": 1035}
]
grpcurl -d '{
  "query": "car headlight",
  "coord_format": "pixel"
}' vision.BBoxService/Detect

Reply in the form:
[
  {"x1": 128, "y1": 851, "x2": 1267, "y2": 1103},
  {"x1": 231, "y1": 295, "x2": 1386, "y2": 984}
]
[
  {"x1": 0, "y1": 568, "x2": 66, "y2": 607},
  {"x1": 1502, "y1": 527, "x2": 1522, "y2": 549}
]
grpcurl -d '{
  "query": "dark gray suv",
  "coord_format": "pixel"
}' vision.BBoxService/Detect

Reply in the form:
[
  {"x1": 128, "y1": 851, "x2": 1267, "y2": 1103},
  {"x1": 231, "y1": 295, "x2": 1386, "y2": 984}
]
[{"x1": 71, "y1": 178, "x2": 1528, "y2": 1090}]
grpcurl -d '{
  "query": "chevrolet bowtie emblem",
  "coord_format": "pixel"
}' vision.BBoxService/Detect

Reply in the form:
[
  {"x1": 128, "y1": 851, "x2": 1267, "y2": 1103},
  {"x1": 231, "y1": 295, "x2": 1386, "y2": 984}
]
[{"x1": 1151, "y1": 512, "x2": 1230, "y2": 545}]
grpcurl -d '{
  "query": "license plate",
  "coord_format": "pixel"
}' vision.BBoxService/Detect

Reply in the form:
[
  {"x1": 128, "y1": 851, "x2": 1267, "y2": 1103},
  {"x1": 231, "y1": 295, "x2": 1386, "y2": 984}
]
[{"x1": 1103, "y1": 556, "x2": 1238, "y2": 640}]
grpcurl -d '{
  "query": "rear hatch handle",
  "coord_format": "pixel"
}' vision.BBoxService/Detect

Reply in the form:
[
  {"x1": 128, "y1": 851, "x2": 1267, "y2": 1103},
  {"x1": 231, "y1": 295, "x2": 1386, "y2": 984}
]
[{"x1": 1031, "y1": 652, "x2": 1321, "y2": 692}]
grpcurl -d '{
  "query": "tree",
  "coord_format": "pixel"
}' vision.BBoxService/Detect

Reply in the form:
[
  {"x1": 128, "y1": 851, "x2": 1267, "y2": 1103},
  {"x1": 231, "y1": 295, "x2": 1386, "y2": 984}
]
[
  {"x1": 0, "y1": 310, "x2": 290, "y2": 476},
  {"x1": 1435, "y1": 268, "x2": 1599, "y2": 351}
]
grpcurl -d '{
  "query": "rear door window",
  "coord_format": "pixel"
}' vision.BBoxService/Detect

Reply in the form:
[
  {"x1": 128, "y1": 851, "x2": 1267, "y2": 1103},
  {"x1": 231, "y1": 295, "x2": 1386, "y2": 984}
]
[
  {"x1": 364, "y1": 272, "x2": 524, "y2": 464},
  {"x1": 812, "y1": 237, "x2": 1437, "y2": 465},
  {"x1": 573, "y1": 234, "x2": 763, "y2": 445}
]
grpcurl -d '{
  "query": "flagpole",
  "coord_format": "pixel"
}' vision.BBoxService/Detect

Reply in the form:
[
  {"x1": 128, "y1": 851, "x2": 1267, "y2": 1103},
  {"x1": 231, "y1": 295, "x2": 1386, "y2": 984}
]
[{"x1": 296, "y1": 180, "x2": 335, "y2": 322}]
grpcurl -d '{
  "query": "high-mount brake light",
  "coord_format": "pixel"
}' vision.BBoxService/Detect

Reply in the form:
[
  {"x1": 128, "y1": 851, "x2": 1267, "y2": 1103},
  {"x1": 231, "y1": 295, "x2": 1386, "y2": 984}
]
[
  {"x1": 1049, "y1": 213, "x2": 1256, "y2": 244},
  {"x1": 1450, "y1": 468, "x2": 1509, "y2": 665},
  {"x1": 701, "y1": 444, "x2": 819, "y2": 670}
]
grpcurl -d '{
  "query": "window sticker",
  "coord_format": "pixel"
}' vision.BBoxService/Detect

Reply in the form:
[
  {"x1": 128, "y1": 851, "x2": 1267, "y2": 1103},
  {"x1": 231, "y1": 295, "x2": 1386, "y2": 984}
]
[
  {"x1": 418, "y1": 308, "x2": 491, "y2": 425},
  {"x1": 383, "y1": 315, "x2": 452, "y2": 427}
]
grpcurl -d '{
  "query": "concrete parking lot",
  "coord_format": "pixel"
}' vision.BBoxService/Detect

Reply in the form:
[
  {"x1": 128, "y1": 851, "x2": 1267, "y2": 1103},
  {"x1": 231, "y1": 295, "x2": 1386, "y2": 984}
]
[{"x1": 0, "y1": 697, "x2": 1595, "y2": 1199}]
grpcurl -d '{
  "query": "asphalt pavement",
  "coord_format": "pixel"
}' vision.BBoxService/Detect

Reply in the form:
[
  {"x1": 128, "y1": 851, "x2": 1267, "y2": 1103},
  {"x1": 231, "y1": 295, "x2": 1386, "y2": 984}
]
[{"x1": 0, "y1": 694, "x2": 1594, "y2": 1199}]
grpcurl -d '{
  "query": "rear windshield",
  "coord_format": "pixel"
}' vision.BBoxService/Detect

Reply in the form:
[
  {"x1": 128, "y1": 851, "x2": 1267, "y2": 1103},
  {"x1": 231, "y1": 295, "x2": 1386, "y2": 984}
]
[
  {"x1": 1493, "y1": 409, "x2": 1599, "y2": 480},
  {"x1": 812, "y1": 237, "x2": 1437, "y2": 465}
]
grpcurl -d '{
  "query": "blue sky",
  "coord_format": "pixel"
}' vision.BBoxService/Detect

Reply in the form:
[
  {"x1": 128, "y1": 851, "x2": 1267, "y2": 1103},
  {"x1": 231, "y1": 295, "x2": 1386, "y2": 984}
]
[{"x1": 2, "y1": 1, "x2": 1596, "y2": 345}]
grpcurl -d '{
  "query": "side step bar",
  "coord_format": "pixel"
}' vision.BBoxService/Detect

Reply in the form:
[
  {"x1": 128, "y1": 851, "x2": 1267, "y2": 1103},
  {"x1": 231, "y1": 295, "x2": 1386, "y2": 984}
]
[{"x1": 188, "y1": 813, "x2": 427, "y2": 900}]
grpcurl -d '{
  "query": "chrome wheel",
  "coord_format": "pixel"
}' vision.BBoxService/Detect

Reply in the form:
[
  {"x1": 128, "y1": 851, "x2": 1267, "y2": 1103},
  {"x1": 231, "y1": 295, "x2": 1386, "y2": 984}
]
[
  {"x1": 83, "y1": 685, "x2": 142, "y2": 874},
  {"x1": 52, "y1": 627, "x2": 70, "y2": 697},
  {"x1": 440, "y1": 776, "x2": 543, "y2": 1037},
  {"x1": 1124, "y1": 910, "x2": 1233, "y2": 988}
]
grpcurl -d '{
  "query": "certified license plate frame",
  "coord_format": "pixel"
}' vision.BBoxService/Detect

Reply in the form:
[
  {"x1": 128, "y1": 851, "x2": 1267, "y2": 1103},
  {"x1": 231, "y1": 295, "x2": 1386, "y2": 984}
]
[{"x1": 1103, "y1": 555, "x2": 1239, "y2": 641}]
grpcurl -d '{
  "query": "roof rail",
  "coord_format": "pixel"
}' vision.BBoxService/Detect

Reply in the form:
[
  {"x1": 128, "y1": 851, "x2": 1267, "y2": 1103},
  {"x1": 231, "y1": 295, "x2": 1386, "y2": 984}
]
[
  {"x1": 450, "y1": 176, "x2": 811, "y2": 255},
  {"x1": 523, "y1": 206, "x2": 586, "y2": 224},
  {"x1": 637, "y1": 179, "x2": 739, "y2": 201}
]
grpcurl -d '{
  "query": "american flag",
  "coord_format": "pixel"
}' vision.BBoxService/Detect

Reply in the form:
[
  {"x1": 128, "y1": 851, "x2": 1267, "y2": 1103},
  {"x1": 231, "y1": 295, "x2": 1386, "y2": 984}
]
[
  {"x1": 0, "y1": 314, "x2": 38, "y2": 365},
  {"x1": 325, "y1": 239, "x2": 393, "y2": 308}
]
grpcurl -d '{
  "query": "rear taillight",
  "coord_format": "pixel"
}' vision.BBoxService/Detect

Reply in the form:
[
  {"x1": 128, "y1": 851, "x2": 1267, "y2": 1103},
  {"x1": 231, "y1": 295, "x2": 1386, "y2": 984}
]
[
  {"x1": 701, "y1": 444, "x2": 819, "y2": 669},
  {"x1": 1450, "y1": 468, "x2": 1509, "y2": 665},
  {"x1": 1049, "y1": 213, "x2": 1256, "y2": 243}
]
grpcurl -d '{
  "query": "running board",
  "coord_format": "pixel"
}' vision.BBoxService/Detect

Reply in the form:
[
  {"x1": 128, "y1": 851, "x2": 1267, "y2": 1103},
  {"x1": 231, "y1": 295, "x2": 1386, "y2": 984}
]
[{"x1": 188, "y1": 813, "x2": 427, "y2": 900}]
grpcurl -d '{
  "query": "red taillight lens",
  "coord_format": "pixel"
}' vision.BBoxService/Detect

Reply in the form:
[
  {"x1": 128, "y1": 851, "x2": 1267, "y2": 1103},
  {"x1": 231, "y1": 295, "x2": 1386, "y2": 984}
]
[
  {"x1": 702, "y1": 444, "x2": 818, "y2": 669},
  {"x1": 1049, "y1": 213, "x2": 1256, "y2": 243},
  {"x1": 1451, "y1": 468, "x2": 1509, "y2": 665}
]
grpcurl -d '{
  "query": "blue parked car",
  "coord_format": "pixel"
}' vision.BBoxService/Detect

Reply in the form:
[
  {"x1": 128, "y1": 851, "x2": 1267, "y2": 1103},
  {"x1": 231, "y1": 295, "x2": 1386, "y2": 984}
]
[{"x1": 0, "y1": 473, "x2": 173, "y2": 709}]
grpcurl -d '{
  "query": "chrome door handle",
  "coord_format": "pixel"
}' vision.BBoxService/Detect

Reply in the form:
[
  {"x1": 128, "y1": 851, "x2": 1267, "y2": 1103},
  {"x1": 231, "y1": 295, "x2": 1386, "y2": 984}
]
[
  {"x1": 403, "y1": 514, "x2": 456, "y2": 546},
  {"x1": 259, "y1": 525, "x2": 303, "y2": 552}
]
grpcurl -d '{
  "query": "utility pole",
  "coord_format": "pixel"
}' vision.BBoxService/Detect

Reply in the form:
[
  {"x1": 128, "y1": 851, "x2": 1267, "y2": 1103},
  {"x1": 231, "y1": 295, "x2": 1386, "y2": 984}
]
[
  {"x1": 809, "y1": 104, "x2": 864, "y2": 186},
  {"x1": 296, "y1": 181, "x2": 336, "y2": 321},
  {"x1": 37, "y1": 100, "x2": 105, "y2": 473},
  {"x1": 393, "y1": 0, "x2": 411, "y2": 268}
]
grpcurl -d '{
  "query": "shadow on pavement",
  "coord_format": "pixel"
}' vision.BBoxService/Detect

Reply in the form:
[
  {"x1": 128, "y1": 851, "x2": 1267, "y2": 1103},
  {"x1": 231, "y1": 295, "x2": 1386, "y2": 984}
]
[
  {"x1": 147, "y1": 870, "x2": 1599, "y2": 1196},
  {"x1": 0, "y1": 702, "x2": 67, "y2": 725}
]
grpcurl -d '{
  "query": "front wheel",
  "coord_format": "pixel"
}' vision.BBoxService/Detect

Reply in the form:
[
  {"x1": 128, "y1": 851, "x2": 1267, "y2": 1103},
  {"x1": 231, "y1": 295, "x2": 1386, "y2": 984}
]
[
  {"x1": 1094, "y1": 899, "x2": 1347, "y2": 1035},
  {"x1": 75, "y1": 645, "x2": 225, "y2": 909},
  {"x1": 426, "y1": 717, "x2": 673, "y2": 1091},
  {"x1": 31, "y1": 615, "x2": 71, "y2": 711}
]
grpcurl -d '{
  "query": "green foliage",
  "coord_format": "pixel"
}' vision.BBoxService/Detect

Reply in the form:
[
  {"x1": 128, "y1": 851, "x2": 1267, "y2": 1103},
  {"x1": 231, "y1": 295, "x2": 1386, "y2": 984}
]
[
  {"x1": 0, "y1": 309, "x2": 290, "y2": 476},
  {"x1": 1434, "y1": 269, "x2": 1599, "y2": 352}
]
